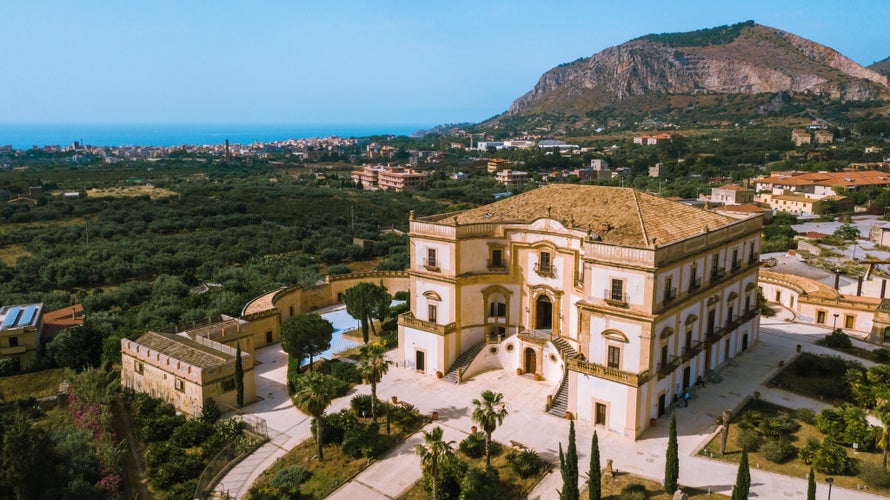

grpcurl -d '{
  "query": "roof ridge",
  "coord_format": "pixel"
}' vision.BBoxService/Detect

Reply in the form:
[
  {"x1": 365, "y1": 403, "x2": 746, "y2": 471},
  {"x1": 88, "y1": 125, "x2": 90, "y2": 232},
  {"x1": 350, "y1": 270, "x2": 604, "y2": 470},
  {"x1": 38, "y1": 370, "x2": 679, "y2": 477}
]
[{"x1": 631, "y1": 189, "x2": 650, "y2": 247}]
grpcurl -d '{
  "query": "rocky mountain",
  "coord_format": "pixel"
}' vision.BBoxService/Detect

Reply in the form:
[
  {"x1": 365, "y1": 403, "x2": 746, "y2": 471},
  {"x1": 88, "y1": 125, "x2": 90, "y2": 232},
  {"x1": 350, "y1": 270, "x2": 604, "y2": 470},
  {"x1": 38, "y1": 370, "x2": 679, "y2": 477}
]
[
  {"x1": 870, "y1": 56, "x2": 890, "y2": 78},
  {"x1": 504, "y1": 21, "x2": 889, "y2": 119}
]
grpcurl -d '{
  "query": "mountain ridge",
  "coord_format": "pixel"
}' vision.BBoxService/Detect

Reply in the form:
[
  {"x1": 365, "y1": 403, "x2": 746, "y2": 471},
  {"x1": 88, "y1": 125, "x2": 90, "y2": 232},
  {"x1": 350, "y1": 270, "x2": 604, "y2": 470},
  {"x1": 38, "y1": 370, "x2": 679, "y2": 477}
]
[{"x1": 502, "y1": 22, "x2": 889, "y2": 121}]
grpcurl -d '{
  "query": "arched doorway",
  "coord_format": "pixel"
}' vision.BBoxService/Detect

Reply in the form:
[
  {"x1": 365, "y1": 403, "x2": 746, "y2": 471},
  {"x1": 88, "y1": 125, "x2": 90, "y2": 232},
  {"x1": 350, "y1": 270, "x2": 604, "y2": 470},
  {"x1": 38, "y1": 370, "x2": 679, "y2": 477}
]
[
  {"x1": 524, "y1": 347, "x2": 537, "y2": 374},
  {"x1": 489, "y1": 327, "x2": 505, "y2": 343},
  {"x1": 535, "y1": 295, "x2": 552, "y2": 330}
]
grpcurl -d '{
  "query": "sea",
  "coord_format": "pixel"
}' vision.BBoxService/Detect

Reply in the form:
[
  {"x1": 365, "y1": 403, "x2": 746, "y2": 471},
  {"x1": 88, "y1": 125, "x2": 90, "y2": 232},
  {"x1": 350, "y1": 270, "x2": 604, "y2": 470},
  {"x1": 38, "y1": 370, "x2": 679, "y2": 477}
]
[{"x1": 0, "y1": 123, "x2": 431, "y2": 149}]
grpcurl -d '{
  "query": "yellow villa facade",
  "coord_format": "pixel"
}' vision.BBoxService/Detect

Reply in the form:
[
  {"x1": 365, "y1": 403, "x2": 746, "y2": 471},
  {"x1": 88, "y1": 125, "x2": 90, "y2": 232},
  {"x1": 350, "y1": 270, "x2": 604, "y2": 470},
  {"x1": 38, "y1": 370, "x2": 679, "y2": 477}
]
[{"x1": 398, "y1": 185, "x2": 762, "y2": 439}]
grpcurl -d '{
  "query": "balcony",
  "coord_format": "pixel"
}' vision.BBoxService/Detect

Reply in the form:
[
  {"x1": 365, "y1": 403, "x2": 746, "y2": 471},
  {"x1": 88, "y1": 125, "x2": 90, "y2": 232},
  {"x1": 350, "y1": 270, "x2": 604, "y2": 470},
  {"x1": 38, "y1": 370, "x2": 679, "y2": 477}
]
[
  {"x1": 603, "y1": 289, "x2": 628, "y2": 307},
  {"x1": 487, "y1": 258, "x2": 508, "y2": 272},
  {"x1": 423, "y1": 258, "x2": 440, "y2": 272},
  {"x1": 567, "y1": 358, "x2": 650, "y2": 387},
  {"x1": 534, "y1": 262, "x2": 554, "y2": 278},
  {"x1": 688, "y1": 277, "x2": 702, "y2": 292},
  {"x1": 705, "y1": 309, "x2": 759, "y2": 344},
  {"x1": 748, "y1": 254, "x2": 759, "y2": 265},
  {"x1": 398, "y1": 312, "x2": 456, "y2": 336},
  {"x1": 657, "y1": 356, "x2": 681, "y2": 377},
  {"x1": 731, "y1": 260, "x2": 742, "y2": 273},
  {"x1": 663, "y1": 287, "x2": 678, "y2": 304},
  {"x1": 710, "y1": 268, "x2": 726, "y2": 283},
  {"x1": 682, "y1": 341, "x2": 704, "y2": 361},
  {"x1": 0, "y1": 345, "x2": 27, "y2": 356}
]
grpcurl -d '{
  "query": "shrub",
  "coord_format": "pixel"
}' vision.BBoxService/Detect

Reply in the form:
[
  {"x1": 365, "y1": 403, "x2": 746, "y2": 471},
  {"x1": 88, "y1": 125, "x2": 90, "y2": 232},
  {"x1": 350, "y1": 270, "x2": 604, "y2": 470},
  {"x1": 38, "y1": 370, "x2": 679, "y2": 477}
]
[
  {"x1": 817, "y1": 405, "x2": 878, "y2": 448},
  {"x1": 859, "y1": 460, "x2": 890, "y2": 488},
  {"x1": 799, "y1": 438, "x2": 820, "y2": 465},
  {"x1": 330, "y1": 361, "x2": 361, "y2": 384},
  {"x1": 271, "y1": 465, "x2": 311, "y2": 497},
  {"x1": 141, "y1": 413, "x2": 185, "y2": 443},
  {"x1": 165, "y1": 479, "x2": 199, "y2": 500},
  {"x1": 817, "y1": 329, "x2": 852, "y2": 348},
  {"x1": 812, "y1": 437, "x2": 854, "y2": 475},
  {"x1": 760, "y1": 415, "x2": 799, "y2": 438},
  {"x1": 735, "y1": 428, "x2": 763, "y2": 452},
  {"x1": 350, "y1": 394, "x2": 384, "y2": 416},
  {"x1": 170, "y1": 419, "x2": 214, "y2": 449},
  {"x1": 423, "y1": 455, "x2": 467, "y2": 500},
  {"x1": 459, "y1": 465, "x2": 505, "y2": 500},
  {"x1": 459, "y1": 432, "x2": 486, "y2": 459},
  {"x1": 760, "y1": 438, "x2": 796, "y2": 463},
  {"x1": 153, "y1": 452, "x2": 205, "y2": 490},
  {"x1": 875, "y1": 348, "x2": 890, "y2": 364},
  {"x1": 342, "y1": 421, "x2": 387, "y2": 459},
  {"x1": 200, "y1": 398, "x2": 221, "y2": 424},
  {"x1": 393, "y1": 291, "x2": 409, "y2": 301},
  {"x1": 327, "y1": 264, "x2": 352, "y2": 275},
  {"x1": 311, "y1": 409, "x2": 357, "y2": 446},
  {"x1": 738, "y1": 410, "x2": 762, "y2": 430},
  {"x1": 619, "y1": 483, "x2": 648, "y2": 500},
  {"x1": 506, "y1": 449, "x2": 543, "y2": 479},
  {"x1": 794, "y1": 408, "x2": 816, "y2": 425},
  {"x1": 388, "y1": 403, "x2": 421, "y2": 428}
]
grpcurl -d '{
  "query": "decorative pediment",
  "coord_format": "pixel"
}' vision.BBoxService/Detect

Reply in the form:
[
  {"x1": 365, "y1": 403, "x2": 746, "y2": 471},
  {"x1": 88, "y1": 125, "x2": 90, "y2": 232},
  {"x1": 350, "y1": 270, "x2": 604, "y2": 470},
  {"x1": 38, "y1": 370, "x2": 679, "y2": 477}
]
[
  {"x1": 660, "y1": 327, "x2": 674, "y2": 339},
  {"x1": 684, "y1": 314, "x2": 698, "y2": 326},
  {"x1": 727, "y1": 291, "x2": 739, "y2": 301},
  {"x1": 745, "y1": 282, "x2": 756, "y2": 292},
  {"x1": 422, "y1": 290, "x2": 442, "y2": 301},
  {"x1": 706, "y1": 294, "x2": 722, "y2": 306},
  {"x1": 602, "y1": 329, "x2": 629, "y2": 343}
]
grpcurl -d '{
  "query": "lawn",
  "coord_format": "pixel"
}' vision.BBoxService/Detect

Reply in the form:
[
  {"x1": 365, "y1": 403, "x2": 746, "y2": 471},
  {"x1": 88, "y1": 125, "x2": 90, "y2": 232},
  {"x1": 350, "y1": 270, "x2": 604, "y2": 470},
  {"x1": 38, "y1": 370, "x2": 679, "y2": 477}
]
[
  {"x1": 582, "y1": 472, "x2": 730, "y2": 499},
  {"x1": 248, "y1": 414, "x2": 422, "y2": 499},
  {"x1": 770, "y1": 352, "x2": 854, "y2": 402},
  {"x1": 702, "y1": 399, "x2": 890, "y2": 495},
  {"x1": 0, "y1": 368, "x2": 67, "y2": 402}
]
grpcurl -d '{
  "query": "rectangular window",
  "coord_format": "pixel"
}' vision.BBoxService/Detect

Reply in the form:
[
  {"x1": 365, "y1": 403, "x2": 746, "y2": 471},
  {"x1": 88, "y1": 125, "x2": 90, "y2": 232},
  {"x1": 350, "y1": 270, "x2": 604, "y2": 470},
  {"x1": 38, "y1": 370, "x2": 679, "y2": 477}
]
[
  {"x1": 845, "y1": 315, "x2": 854, "y2": 329},
  {"x1": 727, "y1": 306, "x2": 734, "y2": 325},
  {"x1": 426, "y1": 248, "x2": 438, "y2": 269},
  {"x1": 8, "y1": 336, "x2": 18, "y2": 347},
  {"x1": 490, "y1": 248, "x2": 503, "y2": 268},
  {"x1": 711, "y1": 253, "x2": 719, "y2": 273},
  {"x1": 489, "y1": 302, "x2": 506, "y2": 317},
  {"x1": 816, "y1": 310, "x2": 826, "y2": 324},
  {"x1": 134, "y1": 361, "x2": 144, "y2": 375},
  {"x1": 539, "y1": 252, "x2": 551, "y2": 274},
  {"x1": 174, "y1": 378, "x2": 185, "y2": 392},
  {"x1": 689, "y1": 265, "x2": 700, "y2": 291},
  {"x1": 607, "y1": 345, "x2": 620, "y2": 369},
  {"x1": 428, "y1": 304, "x2": 438, "y2": 323},
  {"x1": 745, "y1": 295, "x2": 751, "y2": 313},
  {"x1": 595, "y1": 403, "x2": 607, "y2": 425},
  {"x1": 221, "y1": 377, "x2": 236, "y2": 392},
  {"x1": 664, "y1": 275, "x2": 674, "y2": 302},
  {"x1": 685, "y1": 330, "x2": 693, "y2": 351},
  {"x1": 610, "y1": 279, "x2": 623, "y2": 302},
  {"x1": 660, "y1": 345, "x2": 668, "y2": 368},
  {"x1": 707, "y1": 309, "x2": 716, "y2": 337}
]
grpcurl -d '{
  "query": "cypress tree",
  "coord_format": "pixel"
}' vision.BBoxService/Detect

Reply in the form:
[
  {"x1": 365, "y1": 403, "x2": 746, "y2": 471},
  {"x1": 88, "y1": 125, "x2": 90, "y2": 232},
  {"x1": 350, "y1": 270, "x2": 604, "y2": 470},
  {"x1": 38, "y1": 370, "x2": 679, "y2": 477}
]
[
  {"x1": 235, "y1": 342, "x2": 244, "y2": 408},
  {"x1": 806, "y1": 467, "x2": 815, "y2": 500},
  {"x1": 732, "y1": 449, "x2": 751, "y2": 500},
  {"x1": 589, "y1": 430, "x2": 601, "y2": 500},
  {"x1": 559, "y1": 420, "x2": 580, "y2": 500},
  {"x1": 664, "y1": 412, "x2": 679, "y2": 494}
]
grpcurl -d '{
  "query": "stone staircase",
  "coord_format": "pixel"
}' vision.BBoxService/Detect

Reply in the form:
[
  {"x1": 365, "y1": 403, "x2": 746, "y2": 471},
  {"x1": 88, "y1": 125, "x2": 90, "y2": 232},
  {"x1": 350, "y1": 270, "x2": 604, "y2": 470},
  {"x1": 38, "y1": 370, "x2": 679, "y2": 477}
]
[
  {"x1": 443, "y1": 341, "x2": 485, "y2": 383},
  {"x1": 548, "y1": 337, "x2": 581, "y2": 417}
]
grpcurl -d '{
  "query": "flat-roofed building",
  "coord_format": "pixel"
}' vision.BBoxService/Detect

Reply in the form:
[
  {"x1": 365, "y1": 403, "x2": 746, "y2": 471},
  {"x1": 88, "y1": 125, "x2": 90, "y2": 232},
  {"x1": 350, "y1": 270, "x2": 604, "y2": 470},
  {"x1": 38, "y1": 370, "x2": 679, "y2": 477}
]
[
  {"x1": 495, "y1": 169, "x2": 528, "y2": 186},
  {"x1": 121, "y1": 331, "x2": 255, "y2": 417},
  {"x1": 0, "y1": 303, "x2": 43, "y2": 369},
  {"x1": 352, "y1": 164, "x2": 426, "y2": 191}
]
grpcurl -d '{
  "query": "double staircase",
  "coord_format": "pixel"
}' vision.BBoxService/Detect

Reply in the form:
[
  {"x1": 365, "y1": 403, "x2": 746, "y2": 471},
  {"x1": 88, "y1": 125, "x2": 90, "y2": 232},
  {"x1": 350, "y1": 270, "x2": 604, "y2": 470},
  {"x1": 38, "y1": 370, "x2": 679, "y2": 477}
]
[
  {"x1": 443, "y1": 341, "x2": 485, "y2": 383},
  {"x1": 548, "y1": 337, "x2": 582, "y2": 417}
]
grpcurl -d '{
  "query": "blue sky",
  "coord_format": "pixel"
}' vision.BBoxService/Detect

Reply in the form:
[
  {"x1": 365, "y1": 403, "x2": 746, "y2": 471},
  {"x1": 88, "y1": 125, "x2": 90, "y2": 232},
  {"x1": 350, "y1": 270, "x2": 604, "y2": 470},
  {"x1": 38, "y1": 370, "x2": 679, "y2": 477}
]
[{"x1": 1, "y1": 1, "x2": 887, "y2": 127}]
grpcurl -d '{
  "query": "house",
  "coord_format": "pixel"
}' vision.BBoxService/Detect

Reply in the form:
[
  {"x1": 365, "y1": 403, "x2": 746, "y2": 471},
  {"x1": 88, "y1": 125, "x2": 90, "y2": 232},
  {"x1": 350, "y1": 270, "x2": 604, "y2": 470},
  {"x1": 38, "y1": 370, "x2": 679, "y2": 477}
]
[
  {"x1": 41, "y1": 304, "x2": 84, "y2": 342},
  {"x1": 713, "y1": 204, "x2": 773, "y2": 223},
  {"x1": 814, "y1": 129, "x2": 834, "y2": 144},
  {"x1": 495, "y1": 169, "x2": 528, "y2": 186},
  {"x1": 754, "y1": 170, "x2": 890, "y2": 198},
  {"x1": 756, "y1": 192, "x2": 851, "y2": 216},
  {"x1": 351, "y1": 164, "x2": 427, "y2": 192},
  {"x1": 709, "y1": 185, "x2": 754, "y2": 206},
  {"x1": 791, "y1": 129, "x2": 812, "y2": 147},
  {"x1": 121, "y1": 332, "x2": 255, "y2": 417},
  {"x1": 0, "y1": 303, "x2": 44, "y2": 369},
  {"x1": 397, "y1": 185, "x2": 762, "y2": 439},
  {"x1": 487, "y1": 158, "x2": 512, "y2": 173},
  {"x1": 870, "y1": 223, "x2": 890, "y2": 247}
]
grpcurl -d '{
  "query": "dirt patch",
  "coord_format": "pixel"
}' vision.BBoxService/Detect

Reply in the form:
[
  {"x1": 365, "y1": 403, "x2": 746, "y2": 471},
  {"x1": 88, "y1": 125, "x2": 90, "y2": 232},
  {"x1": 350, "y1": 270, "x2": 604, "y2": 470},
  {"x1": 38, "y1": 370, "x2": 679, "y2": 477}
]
[{"x1": 85, "y1": 185, "x2": 178, "y2": 199}]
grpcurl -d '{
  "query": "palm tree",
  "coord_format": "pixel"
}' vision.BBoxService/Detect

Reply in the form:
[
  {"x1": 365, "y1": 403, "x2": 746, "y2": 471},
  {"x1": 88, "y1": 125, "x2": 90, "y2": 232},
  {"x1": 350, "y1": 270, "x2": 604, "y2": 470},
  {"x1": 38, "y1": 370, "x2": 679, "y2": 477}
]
[
  {"x1": 293, "y1": 372, "x2": 334, "y2": 461},
  {"x1": 415, "y1": 426, "x2": 455, "y2": 500},
  {"x1": 359, "y1": 341, "x2": 392, "y2": 421},
  {"x1": 471, "y1": 390, "x2": 509, "y2": 467}
]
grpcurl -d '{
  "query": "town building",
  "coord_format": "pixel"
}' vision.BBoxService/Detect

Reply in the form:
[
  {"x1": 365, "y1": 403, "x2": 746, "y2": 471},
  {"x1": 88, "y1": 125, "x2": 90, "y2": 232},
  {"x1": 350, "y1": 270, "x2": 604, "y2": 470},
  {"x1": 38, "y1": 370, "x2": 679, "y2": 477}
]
[
  {"x1": 487, "y1": 158, "x2": 512, "y2": 173},
  {"x1": 757, "y1": 192, "x2": 852, "y2": 216},
  {"x1": 397, "y1": 185, "x2": 762, "y2": 439},
  {"x1": 351, "y1": 164, "x2": 427, "y2": 192},
  {"x1": 754, "y1": 170, "x2": 890, "y2": 198},
  {"x1": 121, "y1": 331, "x2": 255, "y2": 417},
  {"x1": 814, "y1": 129, "x2": 834, "y2": 144},
  {"x1": 495, "y1": 169, "x2": 528, "y2": 186},
  {"x1": 0, "y1": 303, "x2": 43, "y2": 369},
  {"x1": 791, "y1": 129, "x2": 812, "y2": 147},
  {"x1": 709, "y1": 185, "x2": 754, "y2": 206},
  {"x1": 633, "y1": 133, "x2": 673, "y2": 145},
  {"x1": 41, "y1": 304, "x2": 84, "y2": 342}
]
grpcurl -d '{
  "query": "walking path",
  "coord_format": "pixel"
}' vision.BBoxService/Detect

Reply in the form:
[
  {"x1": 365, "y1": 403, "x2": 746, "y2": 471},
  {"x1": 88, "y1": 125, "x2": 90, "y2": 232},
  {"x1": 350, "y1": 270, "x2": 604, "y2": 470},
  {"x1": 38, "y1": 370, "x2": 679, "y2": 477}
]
[{"x1": 217, "y1": 309, "x2": 887, "y2": 499}]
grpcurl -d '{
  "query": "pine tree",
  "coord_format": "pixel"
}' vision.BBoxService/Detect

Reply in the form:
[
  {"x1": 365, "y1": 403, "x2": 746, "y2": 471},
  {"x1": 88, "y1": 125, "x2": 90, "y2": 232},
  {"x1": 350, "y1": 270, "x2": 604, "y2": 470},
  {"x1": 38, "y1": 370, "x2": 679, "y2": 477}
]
[
  {"x1": 806, "y1": 467, "x2": 816, "y2": 500},
  {"x1": 664, "y1": 412, "x2": 679, "y2": 494},
  {"x1": 235, "y1": 342, "x2": 244, "y2": 407},
  {"x1": 732, "y1": 449, "x2": 751, "y2": 500},
  {"x1": 589, "y1": 430, "x2": 601, "y2": 500},
  {"x1": 559, "y1": 420, "x2": 580, "y2": 500}
]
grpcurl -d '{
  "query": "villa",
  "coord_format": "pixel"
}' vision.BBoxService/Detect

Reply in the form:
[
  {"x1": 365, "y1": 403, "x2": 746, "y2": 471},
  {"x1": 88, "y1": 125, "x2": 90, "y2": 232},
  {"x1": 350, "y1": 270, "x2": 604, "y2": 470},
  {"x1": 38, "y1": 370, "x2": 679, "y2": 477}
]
[{"x1": 397, "y1": 184, "x2": 762, "y2": 438}]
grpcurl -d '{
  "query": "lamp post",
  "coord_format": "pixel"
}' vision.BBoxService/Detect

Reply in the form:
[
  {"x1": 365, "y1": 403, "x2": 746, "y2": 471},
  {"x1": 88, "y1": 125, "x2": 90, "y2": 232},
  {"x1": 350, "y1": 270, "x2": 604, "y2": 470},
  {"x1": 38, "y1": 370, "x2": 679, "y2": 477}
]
[
  {"x1": 833, "y1": 314, "x2": 839, "y2": 330},
  {"x1": 826, "y1": 477, "x2": 833, "y2": 500}
]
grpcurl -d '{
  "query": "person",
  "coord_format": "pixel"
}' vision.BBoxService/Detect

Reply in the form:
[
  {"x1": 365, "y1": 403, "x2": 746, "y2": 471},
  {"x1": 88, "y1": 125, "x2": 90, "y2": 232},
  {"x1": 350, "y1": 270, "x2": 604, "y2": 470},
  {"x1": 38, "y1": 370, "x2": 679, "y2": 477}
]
[
  {"x1": 697, "y1": 375, "x2": 705, "y2": 388},
  {"x1": 683, "y1": 391, "x2": 690, "y2": 407}
]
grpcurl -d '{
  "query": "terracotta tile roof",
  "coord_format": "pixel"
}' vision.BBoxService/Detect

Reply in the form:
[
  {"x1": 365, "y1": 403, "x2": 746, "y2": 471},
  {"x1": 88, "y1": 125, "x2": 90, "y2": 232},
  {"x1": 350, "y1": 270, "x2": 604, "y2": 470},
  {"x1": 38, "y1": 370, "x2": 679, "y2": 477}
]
[
  {"x1": 43, "y1": 304, "x2": 84, "y2": 325},
  {"x1": 135, "y1": 332, "x2": 232, "y2": 368},
  {"x1": 441, "y1": 185, "x2": 738, "y2": 247},
  {"x1": 714, "y1": 203, "x2": 766, "y2": 213},
  {"x1": 717, "y1": 185, "x2": 749, "y2": 191},
  {"x1": 758, "y1": 170, "x2": 890, "y2": 188}
]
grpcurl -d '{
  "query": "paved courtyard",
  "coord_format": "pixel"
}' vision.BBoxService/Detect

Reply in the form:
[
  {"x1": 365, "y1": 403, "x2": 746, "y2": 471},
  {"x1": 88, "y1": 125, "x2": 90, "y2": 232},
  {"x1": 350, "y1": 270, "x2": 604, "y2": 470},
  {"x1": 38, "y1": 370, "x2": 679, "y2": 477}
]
[{"x1": 217, "y1": 311, "x2": 886, "y2": 499}]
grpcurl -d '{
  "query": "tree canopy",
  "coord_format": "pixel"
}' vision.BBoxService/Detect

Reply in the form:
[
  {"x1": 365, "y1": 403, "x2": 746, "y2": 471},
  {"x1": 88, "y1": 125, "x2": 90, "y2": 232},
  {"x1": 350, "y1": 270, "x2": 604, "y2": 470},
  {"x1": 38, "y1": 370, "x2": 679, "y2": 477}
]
[{"x1": 281, "y1": 313, "x2": 334, "y2": 371}]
